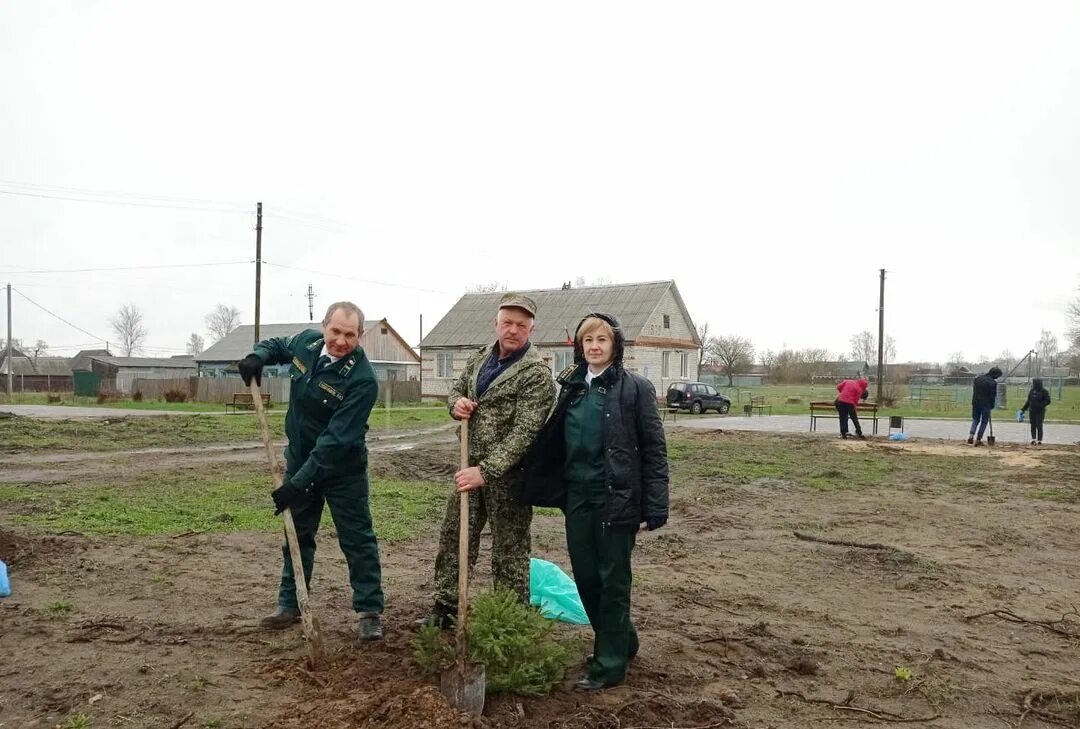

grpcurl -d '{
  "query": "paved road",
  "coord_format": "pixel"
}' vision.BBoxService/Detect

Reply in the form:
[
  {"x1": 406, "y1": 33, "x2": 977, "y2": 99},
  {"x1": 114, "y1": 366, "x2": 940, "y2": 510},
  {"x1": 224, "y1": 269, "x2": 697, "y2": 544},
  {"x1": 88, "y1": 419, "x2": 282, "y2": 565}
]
[
  {"x1": 0, "y1": 404, "x2": 220, "y2": 419},
  {"x1": 676, "y1": 413, "x2": 1080, "y2": 445}
]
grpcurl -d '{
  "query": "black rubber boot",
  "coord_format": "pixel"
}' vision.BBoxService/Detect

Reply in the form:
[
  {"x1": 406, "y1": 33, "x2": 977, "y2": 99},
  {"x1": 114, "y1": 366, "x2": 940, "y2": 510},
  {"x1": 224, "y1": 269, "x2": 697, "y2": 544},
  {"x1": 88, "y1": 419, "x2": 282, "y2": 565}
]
[{"x1": 260, "y1": 606, "x2": 301, "y2": 630}]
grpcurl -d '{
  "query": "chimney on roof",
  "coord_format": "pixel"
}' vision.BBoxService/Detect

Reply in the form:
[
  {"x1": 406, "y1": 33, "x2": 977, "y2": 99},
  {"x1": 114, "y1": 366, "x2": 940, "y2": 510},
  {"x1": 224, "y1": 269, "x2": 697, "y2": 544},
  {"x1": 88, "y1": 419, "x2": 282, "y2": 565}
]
[{"x1": 562, "y1": 281, "x2": 571, "y2": 290}]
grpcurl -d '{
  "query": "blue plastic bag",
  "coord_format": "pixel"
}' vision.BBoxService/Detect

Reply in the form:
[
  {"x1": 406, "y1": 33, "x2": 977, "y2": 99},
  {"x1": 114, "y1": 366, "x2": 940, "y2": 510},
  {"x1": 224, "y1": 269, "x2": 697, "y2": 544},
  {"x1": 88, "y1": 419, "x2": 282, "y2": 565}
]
[
  {"x1": 0, "y1": 560, "x2": 10, "y2": 598},
  {"x1": 888, "y1": 432, "x2": 909, "y2": 442},
  {"x1": 1016, "y1": 410, "x2": 1025, "y2": 423},
  {"x1": 529, "y1": 558, "x2": 589, "y2": 624}
]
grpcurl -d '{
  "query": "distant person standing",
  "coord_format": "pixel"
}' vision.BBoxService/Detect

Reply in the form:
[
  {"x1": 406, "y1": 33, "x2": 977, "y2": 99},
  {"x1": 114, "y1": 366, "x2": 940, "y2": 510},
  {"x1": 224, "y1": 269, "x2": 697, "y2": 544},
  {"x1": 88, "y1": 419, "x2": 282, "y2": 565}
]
[
  {"x1": 967, "y1": 366, "x2": 1002, "y2": 447},
  {"x1": 834, "y1": 378, "x2": 869, "y2": 439},
  {"x1": 1020, "y1": 378, "x2": 1051, "y2": 445}
]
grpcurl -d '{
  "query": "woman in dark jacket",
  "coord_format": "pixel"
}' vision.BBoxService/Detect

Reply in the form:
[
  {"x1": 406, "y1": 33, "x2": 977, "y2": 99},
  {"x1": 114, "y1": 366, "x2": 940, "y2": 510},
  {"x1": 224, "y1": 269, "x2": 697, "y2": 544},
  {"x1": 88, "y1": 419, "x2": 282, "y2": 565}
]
[
  {"x1": 519, "y1": 313, "x2": 669, "y2": 691},
  {"x1": 1020, "y1": 378, "x2": 1052, "y2": 445}
]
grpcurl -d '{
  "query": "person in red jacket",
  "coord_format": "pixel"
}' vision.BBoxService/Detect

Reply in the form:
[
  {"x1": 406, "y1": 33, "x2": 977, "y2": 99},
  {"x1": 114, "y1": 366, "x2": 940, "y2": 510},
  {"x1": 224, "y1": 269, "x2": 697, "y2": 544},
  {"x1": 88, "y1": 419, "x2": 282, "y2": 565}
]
[{"x1": 835, "y1": 378, "x2": 869, "y2": 439}]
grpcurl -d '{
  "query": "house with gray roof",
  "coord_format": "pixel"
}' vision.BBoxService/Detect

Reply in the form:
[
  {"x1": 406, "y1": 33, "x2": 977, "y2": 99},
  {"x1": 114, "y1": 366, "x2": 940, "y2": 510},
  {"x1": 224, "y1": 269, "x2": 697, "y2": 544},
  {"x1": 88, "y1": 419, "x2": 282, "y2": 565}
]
[
  {"x1": 419, "y1": 280, "x2": 700, "y2": 399},
  {"x1": 0, "y1": 348, "x2": 75, "y2": 393},
  {"x1": 70, "y1": 350, "x2": 196, "y2": 395},
  {"x1": 195, "y1": 319, "x2": 420, "y2": 382}
]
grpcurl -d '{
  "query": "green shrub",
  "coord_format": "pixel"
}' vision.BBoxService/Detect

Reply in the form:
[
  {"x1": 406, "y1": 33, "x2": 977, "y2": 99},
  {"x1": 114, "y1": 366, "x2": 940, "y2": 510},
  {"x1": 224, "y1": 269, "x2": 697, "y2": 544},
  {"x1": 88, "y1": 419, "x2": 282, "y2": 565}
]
[{"x1": 413, "y1": 588, "x2": 575, "y2": 696}]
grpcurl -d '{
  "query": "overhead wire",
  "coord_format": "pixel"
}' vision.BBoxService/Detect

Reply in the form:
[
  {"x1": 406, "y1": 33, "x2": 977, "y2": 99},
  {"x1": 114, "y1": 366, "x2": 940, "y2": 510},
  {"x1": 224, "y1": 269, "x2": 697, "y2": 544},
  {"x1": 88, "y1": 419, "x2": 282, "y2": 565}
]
[
  {"x1": 261, "y1": 261, "x2": 449, "y2": 294},
  {"x1": 11, "y1": 288, "x2": 107, "y2": 343}
]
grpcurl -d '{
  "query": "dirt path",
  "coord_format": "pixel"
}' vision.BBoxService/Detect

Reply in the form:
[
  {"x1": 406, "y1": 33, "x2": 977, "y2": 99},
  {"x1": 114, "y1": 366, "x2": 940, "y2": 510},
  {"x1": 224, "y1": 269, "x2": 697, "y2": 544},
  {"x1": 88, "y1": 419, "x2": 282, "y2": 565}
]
[{"x1": 2, "y1": 432, "x2": 1079, "y2": 728}]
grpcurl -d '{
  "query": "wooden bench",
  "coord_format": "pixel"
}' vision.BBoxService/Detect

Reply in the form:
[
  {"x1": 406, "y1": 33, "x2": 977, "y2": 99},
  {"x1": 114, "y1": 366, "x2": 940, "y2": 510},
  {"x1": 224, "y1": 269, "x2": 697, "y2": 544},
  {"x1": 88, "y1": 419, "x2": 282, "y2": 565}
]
[
  {"x1": 225, "y1": 392, "x2": 271, "y2": 413},
  {"x1": 747, "y1": 395, "x2": 771, "y2": 416},
  {"x1": 662, "y1": 407, "x2": 680, "y2": 424},
  {"x1": 809, "y1": 400, "x2": 879, "y2": 435}
]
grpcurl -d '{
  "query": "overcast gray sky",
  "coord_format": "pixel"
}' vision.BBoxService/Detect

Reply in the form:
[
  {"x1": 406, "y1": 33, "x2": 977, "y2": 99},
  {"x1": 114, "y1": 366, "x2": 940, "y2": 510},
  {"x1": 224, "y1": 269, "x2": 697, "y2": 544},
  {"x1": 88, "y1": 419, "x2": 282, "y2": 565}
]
[{"x1": 2, "y1": 1, "x2": 1078, "y2": 364}]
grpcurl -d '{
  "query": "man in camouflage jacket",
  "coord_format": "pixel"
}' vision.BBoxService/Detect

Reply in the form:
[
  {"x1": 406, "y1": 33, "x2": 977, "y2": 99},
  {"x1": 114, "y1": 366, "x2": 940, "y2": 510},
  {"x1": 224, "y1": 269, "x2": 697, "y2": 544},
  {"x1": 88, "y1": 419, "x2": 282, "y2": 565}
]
[{"x1": 423, "y1": 293, "x2": 556, "y2": 627}]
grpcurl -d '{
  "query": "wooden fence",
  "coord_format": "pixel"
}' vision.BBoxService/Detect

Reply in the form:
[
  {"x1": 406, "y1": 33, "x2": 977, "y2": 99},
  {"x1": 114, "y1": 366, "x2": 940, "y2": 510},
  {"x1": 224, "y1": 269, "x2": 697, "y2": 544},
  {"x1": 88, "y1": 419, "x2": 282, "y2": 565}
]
[{"x1": 130, "y1": 376, "x2": 420, "y2": 406}]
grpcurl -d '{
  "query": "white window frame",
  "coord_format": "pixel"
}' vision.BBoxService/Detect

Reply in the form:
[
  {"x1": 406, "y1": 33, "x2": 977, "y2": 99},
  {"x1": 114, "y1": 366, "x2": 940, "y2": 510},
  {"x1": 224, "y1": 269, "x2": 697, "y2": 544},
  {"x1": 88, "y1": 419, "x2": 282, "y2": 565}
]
[
  {"x1": 661, "y1": 351, "x2": 671, "y2": 378},
  {"x1": 436, "y1": 352, "x2": 453, "y2": 378},
  {"x1": 680, "y1": 351, "x2": 688, "y2": 378},
  {"x1": 552, "y1": 350, "x2": 574, "y2": 373}
]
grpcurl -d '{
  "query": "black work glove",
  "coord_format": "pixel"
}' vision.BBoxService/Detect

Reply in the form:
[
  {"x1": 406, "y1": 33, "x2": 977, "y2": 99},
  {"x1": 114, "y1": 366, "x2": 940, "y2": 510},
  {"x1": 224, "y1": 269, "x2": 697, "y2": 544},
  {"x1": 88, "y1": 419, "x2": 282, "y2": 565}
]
[
  {"x1": 860, "y1": 390, "x2": 869, "y2": 401},
  {"x1": 645, "y1": 515, "x2": 667, "y2": 531},
  {"x1": 238, "y1": 354, "x2": 264, "y2": 386},
  {"x1": 271, "y1": 479, "x2": 314, "y2": 515}
]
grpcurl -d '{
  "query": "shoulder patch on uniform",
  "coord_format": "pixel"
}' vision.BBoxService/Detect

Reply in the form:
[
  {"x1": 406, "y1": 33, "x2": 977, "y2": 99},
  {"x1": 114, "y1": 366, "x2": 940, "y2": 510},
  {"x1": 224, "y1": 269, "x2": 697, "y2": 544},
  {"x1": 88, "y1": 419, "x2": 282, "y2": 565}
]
[
  {"x1": 306, "y1": 338, "x2": 324, "y2": 351},
  {"x1": 292, "y1": 356, "x2": 307, "y2": 374},
  {"x1": 318, "y1": 381, "x2": 344, "y2": 400}
]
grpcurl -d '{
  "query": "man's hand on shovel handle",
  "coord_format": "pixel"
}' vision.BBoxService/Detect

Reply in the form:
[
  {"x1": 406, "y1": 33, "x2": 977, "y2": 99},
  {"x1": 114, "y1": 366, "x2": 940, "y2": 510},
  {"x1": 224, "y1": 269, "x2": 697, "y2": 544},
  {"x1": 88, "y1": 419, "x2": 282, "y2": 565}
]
[
  {"x1": 455, "y1": 467, "x2": 484, "y2": 492},
  {"x1": 271, "y1": 480, "x2": 313, "y2": 515}
]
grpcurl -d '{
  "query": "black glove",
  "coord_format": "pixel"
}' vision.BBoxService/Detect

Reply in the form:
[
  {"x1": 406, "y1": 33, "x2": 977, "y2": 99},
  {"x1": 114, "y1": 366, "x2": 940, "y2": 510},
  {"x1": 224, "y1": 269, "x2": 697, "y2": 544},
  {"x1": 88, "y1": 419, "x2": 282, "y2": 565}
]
[
  {"x1": 238, "y1": 354, "x2": 264, "y2": 386},
  {"x1": 860, "y1": 390, "x2": 869, "y2": 401},
  {"x1": 271, "y1": 479, "x2": 314, "y2": 515},
  {"x1": 645, "y1": 515, "x2": 667, "y2": 531}
]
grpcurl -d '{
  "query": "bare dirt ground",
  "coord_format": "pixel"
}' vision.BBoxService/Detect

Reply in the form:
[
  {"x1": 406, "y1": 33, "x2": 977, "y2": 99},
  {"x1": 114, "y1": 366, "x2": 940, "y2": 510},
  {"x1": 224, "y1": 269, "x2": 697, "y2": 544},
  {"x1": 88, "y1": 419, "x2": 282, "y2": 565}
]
[{"x1": 2, "y1": 430, "x2": 1080, "y2": 729}]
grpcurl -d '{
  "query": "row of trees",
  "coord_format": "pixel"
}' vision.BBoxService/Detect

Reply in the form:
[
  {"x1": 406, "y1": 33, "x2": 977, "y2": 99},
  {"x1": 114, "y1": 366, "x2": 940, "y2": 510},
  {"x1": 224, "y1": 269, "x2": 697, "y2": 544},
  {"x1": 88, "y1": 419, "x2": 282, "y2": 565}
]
[{"x1": 107, "y1": 303, "x2": 242, "y2": 357}]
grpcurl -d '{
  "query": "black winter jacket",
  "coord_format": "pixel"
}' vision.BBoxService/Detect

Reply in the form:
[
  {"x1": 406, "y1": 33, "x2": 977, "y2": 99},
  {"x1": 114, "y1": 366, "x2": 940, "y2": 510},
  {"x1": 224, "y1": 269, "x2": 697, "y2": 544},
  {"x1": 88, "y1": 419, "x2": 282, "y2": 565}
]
[
  {"x1": 1022, "y1": 388, "x2": 1051, "y2": 413},
  {"x1": 971, "y1": 373, "x2": 998, "y2": 408},
  {"x1": 516, "y1": 364, "x2": 669, "y2": 528}
]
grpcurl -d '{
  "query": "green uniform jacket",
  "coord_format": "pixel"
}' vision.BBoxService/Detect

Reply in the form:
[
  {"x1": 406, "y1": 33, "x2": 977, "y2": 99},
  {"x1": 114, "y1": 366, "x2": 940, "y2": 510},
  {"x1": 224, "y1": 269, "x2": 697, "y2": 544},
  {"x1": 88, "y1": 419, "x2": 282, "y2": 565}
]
[
  {"x1": 448, "y1": 343, "x2": 556, "y2": 485},
  {"x1": 253, "y1": 329, "x2": 378, "y2": 489}
]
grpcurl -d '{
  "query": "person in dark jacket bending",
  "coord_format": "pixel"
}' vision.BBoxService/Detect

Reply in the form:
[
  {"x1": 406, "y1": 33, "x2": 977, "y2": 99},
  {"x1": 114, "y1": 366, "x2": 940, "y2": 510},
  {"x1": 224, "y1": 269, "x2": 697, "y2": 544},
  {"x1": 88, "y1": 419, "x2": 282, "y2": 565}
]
[
  {"x1": 519, "y1": 313, "x2": 669, "y2": 691},
  {"x1": 968, "y1": 366, "x2": 1002, "y2": 446},
  {"x1": 1020, "y1": 378, "x2": 1052, "y2": 445}
]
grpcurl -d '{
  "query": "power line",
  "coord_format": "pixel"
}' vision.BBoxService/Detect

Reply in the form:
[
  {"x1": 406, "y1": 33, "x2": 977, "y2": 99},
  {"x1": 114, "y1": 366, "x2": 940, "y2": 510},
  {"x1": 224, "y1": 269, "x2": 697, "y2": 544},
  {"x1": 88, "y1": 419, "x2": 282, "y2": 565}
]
[
  {"x1": 262, "y1": 261, "x2": 449, "y2": 294},
  {"x1": 0, "y1": 179, "x2": 250, "y2": 209},
  {"x1": 0, "y1": 187, "x2": 252, "y2": 215},
  {"x1": 0, "y1": 260, "x2": 250, "y2": 275},
  {"x1": 11, "y1": 288, "x2": 107, "y2": 343}
]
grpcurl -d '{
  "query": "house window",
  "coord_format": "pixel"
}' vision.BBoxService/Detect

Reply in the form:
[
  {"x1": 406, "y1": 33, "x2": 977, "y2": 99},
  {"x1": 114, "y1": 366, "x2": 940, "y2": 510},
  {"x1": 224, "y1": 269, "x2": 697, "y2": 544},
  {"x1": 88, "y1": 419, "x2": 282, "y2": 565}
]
[
  {"x1": 436, "y1": 352, "x2": 453, "y2": 378},
  {"x1": 553, "y1": 350, "x2": 574, "y2": 373},
  {"x1": 680, "y1": 352, "x2": 688, "y2": 378},
  {"x1": 663, "y1": 314, "x2": 670, "y2": 329},
  {"x1": 662, "y1": 351, "x2": 671, "y2": 378},
  {"x1": 381, "y1": 327, "x2": 388, "y2": 334}
]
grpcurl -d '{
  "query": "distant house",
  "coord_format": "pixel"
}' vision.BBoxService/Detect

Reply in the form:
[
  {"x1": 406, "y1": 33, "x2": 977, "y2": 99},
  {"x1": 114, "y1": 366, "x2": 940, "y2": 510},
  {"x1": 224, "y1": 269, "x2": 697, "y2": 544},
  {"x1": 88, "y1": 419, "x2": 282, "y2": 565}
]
[
  {"x1": 70, "y1": 350, "x2": 196, "y2": 395},
  {"x1": 699, "y1": 363, "x2": 767, "y2": 387},
  {"x1": 419, "y1": 280, "x2": 700, "y2": 399},
  {"x1": 0, "y1": 348, "x2": 74, "y2": 393},
  {"x1": 195, "y1": 320, "x2": 420, "y2": 382},
  {"x1": 814, "y1": 361, "x2": 871, "y2": 379}
]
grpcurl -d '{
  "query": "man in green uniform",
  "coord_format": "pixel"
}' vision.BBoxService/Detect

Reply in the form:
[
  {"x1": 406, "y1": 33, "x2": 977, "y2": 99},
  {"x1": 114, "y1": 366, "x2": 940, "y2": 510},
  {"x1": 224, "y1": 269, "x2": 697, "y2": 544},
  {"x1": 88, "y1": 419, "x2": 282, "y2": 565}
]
[
  {"x1": 237, "y1": 301, "x2": 384, "y2": 641},
  {"x1": 420, "y1": 293, "x2": 556, "y2": 628}
]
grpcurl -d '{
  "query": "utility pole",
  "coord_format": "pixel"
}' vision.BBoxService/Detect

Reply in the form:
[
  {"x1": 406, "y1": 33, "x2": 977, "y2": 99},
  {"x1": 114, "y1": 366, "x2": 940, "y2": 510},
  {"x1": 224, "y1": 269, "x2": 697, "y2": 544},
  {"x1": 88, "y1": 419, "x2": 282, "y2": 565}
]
[
  {"x1": 876, "y1": 269, "x2": 885, "y2": 401},
  {"x1": 306, "y1": 284, "x2": 315, "y2": 322},
  {"x1": 418, "y1": 313, "x2": 424, "y2": 393},
  {"x1": 6, "y1": 283, "x2": 12, "y2": 397},
  {"x1": 254, "y1": 202, "x2": 263, "y2": 346}
]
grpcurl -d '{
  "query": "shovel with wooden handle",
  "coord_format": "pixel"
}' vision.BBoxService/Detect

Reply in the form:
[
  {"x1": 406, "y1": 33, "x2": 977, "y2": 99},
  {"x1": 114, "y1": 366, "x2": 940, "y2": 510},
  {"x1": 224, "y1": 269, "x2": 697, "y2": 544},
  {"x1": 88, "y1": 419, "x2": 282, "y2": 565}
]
[
  {"x1": 440, "y1": 418, "x2": 486, "y2": 715},
  {"x1": 987, "y1": 411, "x2": 995, "y2": 447},
  {"x1": 249, "y1": 381, "x2": 327, "y2": 668}
]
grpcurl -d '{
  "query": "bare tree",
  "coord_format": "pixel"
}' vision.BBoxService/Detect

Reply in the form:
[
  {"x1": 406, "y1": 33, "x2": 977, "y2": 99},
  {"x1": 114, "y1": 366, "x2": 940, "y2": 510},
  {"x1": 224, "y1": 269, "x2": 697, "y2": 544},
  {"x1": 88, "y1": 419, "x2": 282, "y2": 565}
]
[
  {"x1": 186, "y1": 332, "x2": 205, "y2": 356},
  {"x1": 465, "y1": 281, "x2": 506, "y2": 294},
  {"x1": 850, "y1": 330, "x2": 897, "y2": 365},
  {"x1": 205, "y1": 304, "x2": 242, "y2": 342},
  {"x1": 997, "y1": 349, "x2": 1015, "y2": 377},
  {"x1": 1068, "y1": 293, "x2": 1080, "y2": 353},
  {"x1": 696, "y1": 322, "x2": 710, "y2": 366},
  {"x1": 760, "y1": 347, "x2": 833, "y2": 384},
  {"x1": 1037, "y1": 329, "x2": 1059, "y2": 375},
  {"x1": 0, "y1": 338, "x2": 24, "y2": 353},
  {"x1": 30, "y1": 339, "x2": 48, "y2": 364},
  {"x1": 111, "y1": 304, "x2": 148, "y2": 356},
  {"x1": 711, "y1": 336, "x2": 755, "y2": 386}
]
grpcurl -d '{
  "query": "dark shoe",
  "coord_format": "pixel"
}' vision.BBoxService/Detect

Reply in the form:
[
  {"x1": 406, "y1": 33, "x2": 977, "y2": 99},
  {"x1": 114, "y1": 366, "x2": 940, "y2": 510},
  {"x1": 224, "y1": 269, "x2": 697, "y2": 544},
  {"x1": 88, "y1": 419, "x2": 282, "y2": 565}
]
[
  {"x1": 357, "y1": 613, "x2": 383, "y2": 642},
  {"x1": 1031, "y1": 440, "x2": 1036, "y2": 445},
  {"x1": 840, "y1": 433, "x2": 850, "y2": 439},
  {"x1": 260, "y1": 606, "x2": 300, "y2": 630},
  {"x1": 967, "y1": 436, "x2": 974, "y2": 445},
  {"x1": 974, "y1": 440, "x2": 984, "y2": 447},
  {"x1": 855, "y1": 433, "x2": 866, "y2": 440},
  {"x1": 574, "y1": 677, "x2": 620, "y2": 692}
]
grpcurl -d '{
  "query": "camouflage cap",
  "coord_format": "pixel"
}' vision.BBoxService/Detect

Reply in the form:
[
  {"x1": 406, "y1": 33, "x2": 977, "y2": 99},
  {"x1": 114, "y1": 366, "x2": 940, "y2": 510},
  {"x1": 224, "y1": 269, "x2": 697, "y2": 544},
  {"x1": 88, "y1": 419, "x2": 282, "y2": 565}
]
[{"x1": 498, "y1": 292, "x2": 537, "y2": 317}]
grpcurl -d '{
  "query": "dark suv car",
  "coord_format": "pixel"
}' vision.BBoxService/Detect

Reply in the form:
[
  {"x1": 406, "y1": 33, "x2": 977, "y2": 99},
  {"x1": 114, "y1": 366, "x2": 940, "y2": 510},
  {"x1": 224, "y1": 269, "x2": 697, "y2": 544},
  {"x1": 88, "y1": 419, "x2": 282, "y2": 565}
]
[{"x1": 666, "y1": 382, "x2": 731, "y2": 414}]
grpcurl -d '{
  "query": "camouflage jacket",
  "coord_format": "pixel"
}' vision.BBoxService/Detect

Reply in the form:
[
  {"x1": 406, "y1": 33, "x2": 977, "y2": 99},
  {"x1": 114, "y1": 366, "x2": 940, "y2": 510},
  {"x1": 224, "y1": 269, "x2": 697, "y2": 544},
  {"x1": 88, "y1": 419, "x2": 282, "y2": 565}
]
[{"x1": 449, "y1": 343, "x2": 556, "y2": 486}]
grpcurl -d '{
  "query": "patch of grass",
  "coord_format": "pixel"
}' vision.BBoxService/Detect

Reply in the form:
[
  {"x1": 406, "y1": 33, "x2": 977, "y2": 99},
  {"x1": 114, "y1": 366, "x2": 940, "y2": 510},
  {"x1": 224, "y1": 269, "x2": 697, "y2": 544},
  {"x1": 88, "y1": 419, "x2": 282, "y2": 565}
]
[
  {"x1": 1027, "y1": 488, "x2": 1080, "y2": 504},
  {"x1": 57, "y1": 715, "x2": 92, "y2": 729},
  {"x1": 203, "y1": 720, "x2": 223, "y2": 729},
  {"x1": 188, "y1": 674, "x2": 208, "y2": 691},
  {"x1": 46, "y1": 599, "x2": 74, "y2": 615},
  {"x1": 0, "y1": 468, "x2": 445, "y2": 540}
]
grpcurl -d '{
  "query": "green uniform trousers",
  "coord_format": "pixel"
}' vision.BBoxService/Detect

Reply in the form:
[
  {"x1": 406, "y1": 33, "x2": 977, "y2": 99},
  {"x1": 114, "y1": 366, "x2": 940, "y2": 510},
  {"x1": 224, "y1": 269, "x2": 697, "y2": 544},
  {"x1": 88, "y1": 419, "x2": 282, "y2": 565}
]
[
  {"x1": 566, "y1": 480, "x2": 639, "y2": 685},
  {"x1": 433, "y1": 482, "x2": 533, "y2": 610},
  {"x1": 277, "y1": 472, "x2": 383, "y2": 614}
]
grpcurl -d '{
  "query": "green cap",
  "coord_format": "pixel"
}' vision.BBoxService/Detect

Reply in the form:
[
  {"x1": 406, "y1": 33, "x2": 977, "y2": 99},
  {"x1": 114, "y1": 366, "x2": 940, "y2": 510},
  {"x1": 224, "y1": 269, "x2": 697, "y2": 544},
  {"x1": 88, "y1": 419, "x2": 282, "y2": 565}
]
[{"x1": 498, "y1": 292, "x2": 537, "y2": 317}]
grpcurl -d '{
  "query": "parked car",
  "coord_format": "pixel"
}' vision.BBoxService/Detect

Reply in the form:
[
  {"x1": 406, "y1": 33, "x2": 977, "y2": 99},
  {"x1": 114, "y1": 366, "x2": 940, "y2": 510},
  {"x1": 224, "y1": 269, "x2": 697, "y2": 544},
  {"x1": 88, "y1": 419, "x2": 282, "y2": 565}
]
[{"x1": 666, "y1": 382, "x2": 731, "y2": 414}]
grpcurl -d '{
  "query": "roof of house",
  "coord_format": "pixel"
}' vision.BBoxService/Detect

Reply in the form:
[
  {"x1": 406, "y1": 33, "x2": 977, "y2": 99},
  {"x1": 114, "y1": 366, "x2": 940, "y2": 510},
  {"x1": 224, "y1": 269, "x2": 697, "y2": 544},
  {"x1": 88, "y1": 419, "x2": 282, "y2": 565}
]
[
  {"x1": 0, "y1": 354, "x2": 74, "y2": 376},
  {"x1": 97, "y1": 356, "x2": 197, "y2": 369},
  {"x1": 420, "y1": 280, "x2": 699, "y2": 348},
  {"x1": 196, "y1": 320, "x2": 417, "y2": 363}
]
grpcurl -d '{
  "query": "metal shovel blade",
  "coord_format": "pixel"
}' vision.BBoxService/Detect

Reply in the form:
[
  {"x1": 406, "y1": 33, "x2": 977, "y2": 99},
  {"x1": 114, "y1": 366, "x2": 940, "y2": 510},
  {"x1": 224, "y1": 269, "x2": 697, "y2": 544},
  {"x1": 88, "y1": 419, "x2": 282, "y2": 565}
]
[{"x1": 440, "y1": 660, "x2": 486, "y2": 715}]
